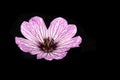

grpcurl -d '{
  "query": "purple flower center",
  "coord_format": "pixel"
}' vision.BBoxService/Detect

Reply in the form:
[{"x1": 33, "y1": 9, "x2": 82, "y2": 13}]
[{"x1": 39, "y1": 38, "x2": 57, "y2": 53}]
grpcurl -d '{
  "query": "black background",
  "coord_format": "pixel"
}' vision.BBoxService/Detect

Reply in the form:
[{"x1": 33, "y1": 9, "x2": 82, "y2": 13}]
[{"x1": 1, "y1": 1, "x2": 96, "y2": 77}]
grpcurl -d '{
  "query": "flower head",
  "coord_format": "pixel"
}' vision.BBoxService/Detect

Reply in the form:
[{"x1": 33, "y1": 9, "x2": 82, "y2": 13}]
[{"x1": 15, "y1": 16, "x2": 82, "y2": 61}]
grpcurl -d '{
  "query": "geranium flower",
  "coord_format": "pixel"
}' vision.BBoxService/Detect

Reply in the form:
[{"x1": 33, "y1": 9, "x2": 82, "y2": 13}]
[{"x1": 15, "y1": 16, "x2": 82, "y2": 61}]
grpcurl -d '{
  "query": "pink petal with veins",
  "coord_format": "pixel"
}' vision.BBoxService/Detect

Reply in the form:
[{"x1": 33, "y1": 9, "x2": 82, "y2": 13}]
[
  {"x1": 56, "y1": 24, "x2": 77, "y2": 43},
  {"x1": 15, "y1": 37, "x2": 40, "y2": 55},
  {"x1": 58, "y1": 36, "x2": 82, "y2": 48},
  {"x1": 52, "y1": 52, "x2": 67, "y2": 60},
  {"x1": 29, "y1": 16, "x2": 48, "y2": 40},
  {"x1": 48, "y1": 17, "x2": 68, "y2": 40},
  {"x1": 44, "y1": 53, "x2": 54, "y2": 61},
  {"x1": 37, "y1": 53, "x2": 47, "y2": 59}
]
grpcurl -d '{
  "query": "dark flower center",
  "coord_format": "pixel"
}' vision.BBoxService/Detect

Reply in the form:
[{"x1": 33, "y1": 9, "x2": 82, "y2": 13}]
[{"x1": 39, "y1": 38, "x2": 57, "y2": 53}]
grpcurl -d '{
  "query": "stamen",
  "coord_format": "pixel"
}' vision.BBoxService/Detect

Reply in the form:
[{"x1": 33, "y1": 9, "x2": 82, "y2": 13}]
[{"x1": 39, "y1": 38, "x2": 57, "y2": 53}]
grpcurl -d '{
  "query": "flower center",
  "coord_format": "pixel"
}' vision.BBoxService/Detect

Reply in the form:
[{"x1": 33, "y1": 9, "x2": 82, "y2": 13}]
[{"x1": 39, "y1": 38, "x2": 57, "y2": 53}]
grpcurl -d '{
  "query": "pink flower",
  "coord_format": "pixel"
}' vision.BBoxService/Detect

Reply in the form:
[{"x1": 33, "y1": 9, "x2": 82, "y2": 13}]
[{"x1": 15, "y1": 16, "x2": 82, "y2": 61}]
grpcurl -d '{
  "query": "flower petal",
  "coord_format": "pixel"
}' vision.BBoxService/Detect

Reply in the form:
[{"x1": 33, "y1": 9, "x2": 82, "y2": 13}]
[
  {"x1": 21, "y1": 16, "x2": 47, "y2": 43},
  {"x1": 56, "y1": 24, "x2": 77, "y2": 42},
  {"x1": 52, "y1": 52, "x2": 67, "y2": 60},
  {"x1": 58, "y1": 36, "x2": 82, "y2": 48},
  {"x1": 37, "y1": 53, "x2": 47, "y2": 59},
  {"x1": 36, "y1": 53, "x2": 43, "y2": 59},
  {"x1": 15, "y1": 37, "x2": 40, "y2": 55},
  {"x1": 29, "y1": 16, "x2": 47, "y2": 41},
  {"x1": 44, "y1": 53, "x2": 54, "y2": 61},
  {"x1": 21, "y1": 21, "x2": 39, "y2": 44},
  {"x1": 48, "y1": 17, "x2": 68, "y2": 40}
]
